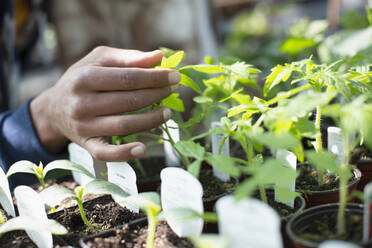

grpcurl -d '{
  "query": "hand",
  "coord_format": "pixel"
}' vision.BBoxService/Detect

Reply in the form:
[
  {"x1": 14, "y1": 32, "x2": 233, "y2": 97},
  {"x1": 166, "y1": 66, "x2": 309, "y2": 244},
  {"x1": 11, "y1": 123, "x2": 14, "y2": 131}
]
[{"x1": 30, "y1": 46, "x2": 180, "y2": 161}]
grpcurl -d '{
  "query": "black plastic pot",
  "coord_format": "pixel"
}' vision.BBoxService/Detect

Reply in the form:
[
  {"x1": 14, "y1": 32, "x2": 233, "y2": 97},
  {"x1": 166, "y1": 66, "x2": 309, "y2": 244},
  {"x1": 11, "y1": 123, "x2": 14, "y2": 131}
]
[
  {"x1": 356, "y1": 159, "x2": 372, "y2": 191},
  {"x1": 297, "y1": 164, "x2": 361, "y2": 207},
  {"x1": 286, "y1": 203, "x2": 372, "y2": 248}
]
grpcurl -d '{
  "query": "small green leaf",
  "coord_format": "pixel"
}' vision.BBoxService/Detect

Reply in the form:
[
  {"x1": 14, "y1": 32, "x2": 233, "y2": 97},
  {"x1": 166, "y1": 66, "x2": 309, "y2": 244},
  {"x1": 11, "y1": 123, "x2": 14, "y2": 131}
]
[
  {"x1": 280, "y1": 37, "x2": 316, "y2": 56},
  {"x1": 175, "y1": 141, "x2": 205, "y2": 160},
  {"x1": 122, "y1": 192, "x2": 161, "y2": 213},
  {"x1": 249, "y1": 132, "x2": 301, "y2": 150},
  {"x1": 187, "y1": 159, "x2": 202, "y2": 178},
  {"x1": 43, "y1": 160, "x2": 95, "y2": 178},
  {"x1": 180, "y1": 74, "x2": 201, "y2": 94},
  {"x1": 181, "y1": 64, "x2": 227, "y2": 74},
  {"x1": 234, "y1": 179, "x2": 258, "y2": 200},
  {"x1": 190, "y1": 234, "x2": 229, "y2": 248},
  {"x1": 39, "y1": 185, "x2": 75, "y2": 208},
  {"x1": 205, "y1": 155, "x2": 241, "y2": 178},
  {"x1": 84, "y1": 179, "x2": 129, "y2": 199},
  {"x1": 274, "y1": 186, "x2": 300, "y2": 204},
  {"x1": 0, "y1": 216, "x2": 67, "y2": 235},
  {"x1": 162, "y1": 93, "x2": 184, "y2": 112},
  {"x1": 193, "y1": 96, "x2": 213, "y2": 104},
  {"x1": 293, "y1": 117, "x2": 317, "y2": 138},
  {"x1": 160, "y1": 51, "x2": 185, "y2": 68},
  {"x1": 306, "y1": 151, "x2": 340, "y2": 174},
  {"x1": 7, "y1": 161, "x2": 36, "y2": 177}
]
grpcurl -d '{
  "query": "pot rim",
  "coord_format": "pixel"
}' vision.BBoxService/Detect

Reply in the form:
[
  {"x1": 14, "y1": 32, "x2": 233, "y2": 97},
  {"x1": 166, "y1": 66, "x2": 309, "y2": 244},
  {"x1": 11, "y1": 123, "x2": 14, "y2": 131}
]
[
  {"x1": 286, "y1": 203, "x2": 364, "y2": 248},
  {"x1": 297, "y1": 163, "x2": 361, "y2": 195}
]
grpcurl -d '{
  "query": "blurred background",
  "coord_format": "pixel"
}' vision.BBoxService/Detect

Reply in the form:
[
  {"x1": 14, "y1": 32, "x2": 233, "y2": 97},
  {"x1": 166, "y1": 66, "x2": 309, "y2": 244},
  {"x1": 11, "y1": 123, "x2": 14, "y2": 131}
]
[{"x1": 6, "y1": 0, "x2": 370, "y2": 110}]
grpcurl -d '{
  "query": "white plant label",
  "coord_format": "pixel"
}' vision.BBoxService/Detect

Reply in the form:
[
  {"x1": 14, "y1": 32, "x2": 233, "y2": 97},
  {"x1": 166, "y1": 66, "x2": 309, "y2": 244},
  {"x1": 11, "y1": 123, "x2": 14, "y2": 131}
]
[
  {"x1": 211, "y1": 121, "x2": 230, "y2": 182},
  {"x1": 0, "y1": 166, "x2": 15, "y2": 217},
  {"x1": 216, "y1": 196, "x2": 282, "y2": 248},
  {"x1": 107, "y1": 162, "x2": 139, "y2": 213},
  {"x1": 68, "y1": 143, "x2": 96, "y2": 186},
  {"x1": 14, "y1": 186, "x2": 53, "y2": 248},
  {"x1": 319, "y1": 240, "x2": 361, "y2": 248},
  {"x1": 327, "y1": 127, "x2": 344, "y2": 166},
  {"x1": 363, "y1": 182, "x2": 372, "y2": 242},
  {"x1": 275, "y1": 149, "x2": 297, "y2": 208},
  {"x1": 161, "y1": 167, "x2": 204, "y2": 237},
  {"x1": 163, "y1": 119, "x2": 181, "y2": 167}
]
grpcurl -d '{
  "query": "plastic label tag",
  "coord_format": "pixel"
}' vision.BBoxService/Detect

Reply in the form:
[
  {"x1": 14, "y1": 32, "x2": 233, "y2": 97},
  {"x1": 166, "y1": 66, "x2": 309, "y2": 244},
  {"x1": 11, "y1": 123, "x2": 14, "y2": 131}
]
[
  {"x1": 162, "y1": 120, "x2": 181, "y2": 166},
  {"x1": 364, "y1": 182, "x2": 372, "y2": 242},
  {"x1": 216, "y1": 196, "x2": 282, "y2": 248},
  {"x1": 14, "y1": 186, "x2": 52, "y2": 248},
  {"x1": 211, "y1": 122, "x2": 230, "y2": 182},
  {"x1": 161, "y1": 167, "x2": 204, "y2": 237},
  {"x1": 275, "y1": 149, "x2": 297, "y2": 208},
  {"x1": 0, "y1": 166, "x2": 15, "y2": 217},
  {"x1": 319, "y1": 240, "x2": 361, "y2": 248},
  {"x1": 327, "y1": 127, "x2": 344, "y2": 166},
  {"x1": 107, "y1": 162, "x2": 139, "y2": 213},
  {"x1": 68, "y1": 143, "x2": 96, "y2": 186}
]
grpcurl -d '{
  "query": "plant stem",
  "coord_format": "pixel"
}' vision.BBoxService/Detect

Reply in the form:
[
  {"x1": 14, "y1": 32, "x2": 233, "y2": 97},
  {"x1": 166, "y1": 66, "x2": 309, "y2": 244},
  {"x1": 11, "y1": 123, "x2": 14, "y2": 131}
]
[
  {"x1": 162, "y1": 123, "x2": 190, "y2": 166},
  {"x1": 337, "y1": 134, "x2": 350, "y2": 236},
  {"x1": 134, "y1": 159, "x2": 147, "y2": 177},
  {"x1": 76, "y1": 198, "x2": 95, "y2": 230},
  {"x1": 315, "y1": 105, "x2": 325, "y2": 186},
  {"x1": 146, "y1": 209, "x2": 158, "y2": 248},
  {"x1": 259, "y1": 184, "x2": 268, "y2": 204},
  {"x1": 39, "y1": 176, "x2": 46, "y2": 189}
]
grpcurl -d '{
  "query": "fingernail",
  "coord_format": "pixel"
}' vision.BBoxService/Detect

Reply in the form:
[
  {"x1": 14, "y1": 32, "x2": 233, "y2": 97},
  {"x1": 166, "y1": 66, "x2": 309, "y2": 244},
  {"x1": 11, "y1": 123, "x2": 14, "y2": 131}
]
[
  {"x1": 130, "y1": 146, "x2": 145, "y2": 157},
  {"x1": 168, "y1": 71, "x2": 181, "y2": 85},
  {"x1": 163, "y1": 108, "x2": 172, "y2": 121},
  {"x1": 170, "y1": 84, "x2": 179, "y2": 92}
]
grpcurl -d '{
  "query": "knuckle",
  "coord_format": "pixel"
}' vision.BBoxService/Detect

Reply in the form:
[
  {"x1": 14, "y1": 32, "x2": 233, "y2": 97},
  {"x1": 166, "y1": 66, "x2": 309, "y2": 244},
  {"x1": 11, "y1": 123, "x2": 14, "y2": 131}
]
[
  {"x1": 69, "y1": 97, "x2": 86, "y2": 119},
  {"x1": 92, "y1": 46, "x2": 109, "y2": 55}
]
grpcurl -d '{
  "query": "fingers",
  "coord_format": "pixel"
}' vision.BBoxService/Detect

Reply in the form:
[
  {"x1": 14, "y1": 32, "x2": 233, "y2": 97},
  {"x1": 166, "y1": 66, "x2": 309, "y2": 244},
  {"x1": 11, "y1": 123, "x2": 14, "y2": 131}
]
[
  {"x1": 77, "y1": 107, "x2": 172, "y2": 137},
  {"x1": 76, "y1": 67, "x2": 181, "y2": 92},
  {"x1": 84, "y1": 137, "x2": 146, "y2": 161},
  {"x1": 81, "y1": 47, "x2": 165, "y2": 68},
  {"x1": 80, "y1": 86, "x2": 176, "y2": 116}
]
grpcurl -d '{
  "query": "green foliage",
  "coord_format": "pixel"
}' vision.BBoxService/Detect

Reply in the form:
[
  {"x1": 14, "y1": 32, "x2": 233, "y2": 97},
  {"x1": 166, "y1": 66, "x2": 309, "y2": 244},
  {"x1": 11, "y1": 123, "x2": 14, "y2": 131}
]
[{"x1": 161, "y1": 93, "x2": 184, "y2": 112}]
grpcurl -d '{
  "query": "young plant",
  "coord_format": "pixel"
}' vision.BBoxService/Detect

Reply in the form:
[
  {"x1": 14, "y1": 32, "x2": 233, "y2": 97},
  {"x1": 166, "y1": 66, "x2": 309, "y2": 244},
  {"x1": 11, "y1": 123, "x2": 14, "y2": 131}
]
[
  {"x1": 40, "y1": 179, "x2": 129, "y2": 230},
  {"x1": 7, "y1": 160, "x2": 95, "y2": 189},
  {"x1": 313, "y1": 96, "x2": 372, "y2": 235}
]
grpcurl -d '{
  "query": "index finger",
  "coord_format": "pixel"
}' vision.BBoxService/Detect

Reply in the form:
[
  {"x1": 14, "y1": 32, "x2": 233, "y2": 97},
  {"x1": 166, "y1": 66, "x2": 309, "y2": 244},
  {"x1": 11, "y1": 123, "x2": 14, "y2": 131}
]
[{"x1": 77, "y1": 66, "x2": 181, "y2": 91}]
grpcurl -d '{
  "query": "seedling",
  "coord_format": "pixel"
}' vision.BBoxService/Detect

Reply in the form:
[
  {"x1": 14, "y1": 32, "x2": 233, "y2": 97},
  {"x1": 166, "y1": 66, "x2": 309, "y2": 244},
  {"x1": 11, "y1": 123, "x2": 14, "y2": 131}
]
[
  {"x1": 40, "y1": 179, "x2": 129, "y2": 231},
  {"x1": 7, "y1": 160, "x2": 95, "y2": 189}
]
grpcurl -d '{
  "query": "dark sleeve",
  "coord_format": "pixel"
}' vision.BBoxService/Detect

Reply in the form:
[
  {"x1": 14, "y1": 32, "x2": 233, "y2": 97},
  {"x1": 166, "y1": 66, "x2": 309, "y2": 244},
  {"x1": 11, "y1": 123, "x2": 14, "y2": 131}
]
[{"x1": 0, "y1": 99, "x2": 68, "y2": 188}]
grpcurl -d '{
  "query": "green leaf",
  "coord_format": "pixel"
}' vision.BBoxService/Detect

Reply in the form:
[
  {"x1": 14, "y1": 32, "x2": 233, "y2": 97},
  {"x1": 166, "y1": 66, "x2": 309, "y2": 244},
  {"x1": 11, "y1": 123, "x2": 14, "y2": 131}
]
[
  {"x1": 181, "y1": 64, "x2": 227, "y2": 74},
  {"x1": 0, "y1": 216, "x2": 67, "y2": 235},
  {"x1": 293, "y1": 117, "x2": 317, "y2": 138},
  {"x1": 43, "y1": 160, "x2": 95, "y2": 178},
  {"x1": 162, "y1": 93, "x2": 184, "y2": 112},
  {"x1": 249, "y1": 132, "x2": 301, "y2": 150},
  {"x1": 160, "y1": 51, "x2": 185, "y2": 68},
  {"x1": 264, "y1": 65, "x2": 293, "y2": 96},
  {"x1": 234, "y1": 179, "x2": 258, "y2": 200},
  {"x1": 159, "y1": 47, "x2": 178, "y2": 56},
  {"x1": 193, "y1": 96, "x2": 213, "y2": 104},
  {"x1": 280, "y1": 37, "x2": 316, "y2": 56},
  {"x1": 122, "y1": 192, "x2": 161, "y2": 213},
  {"x1": 7, "y1": 161, "x2": 36, "y2": 177},
  {"x1": 39, "y1": 185, "x2": 75, "y2": 208},
  {"x1": 84, "y1": 179, "x2": 129, "y2": 199},
  {"x1": 187, "y1": 159, "x2": 202, "y2": 178},
  {"x1": 306, "y1": 151, "x2": 340, "y2": 174},
  {"x1": 274, "y1": 186, "x2": 300, "y2": 204},
  {"x1": 179, "y1": 74, "x2": 201, "y2": 94},
  {"x1": 190, "y1": 234, "x2": 229, "y2": 248},
  {"x1": 205, "y1": 155, "x2": 241, "y2": 178},
  {"x1": 175, "y1": 141, "x2": 205, "y2": 160}
]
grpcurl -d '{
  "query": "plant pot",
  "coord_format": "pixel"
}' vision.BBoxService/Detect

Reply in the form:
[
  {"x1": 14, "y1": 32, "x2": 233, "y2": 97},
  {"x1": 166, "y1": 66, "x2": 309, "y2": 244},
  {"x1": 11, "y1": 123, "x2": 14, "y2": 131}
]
[
  {"x1": 355, "y1": 159, "x2": 372, "y2": 191},
  {"x1": 296, "y1": 163, "x2": 361, "y2": 207},
  {"x1": 133, "y1": 156, "x2": 167, "y2": 192},
  {"x1": 286, "y1": 203, "x2": 372, "y2": 248},
  {"x1": 79, "y1": 217, "x2": 195, "y2": 248},
  {"x1": 48, "y1": 194, "x2": 143, "y2": 246}
]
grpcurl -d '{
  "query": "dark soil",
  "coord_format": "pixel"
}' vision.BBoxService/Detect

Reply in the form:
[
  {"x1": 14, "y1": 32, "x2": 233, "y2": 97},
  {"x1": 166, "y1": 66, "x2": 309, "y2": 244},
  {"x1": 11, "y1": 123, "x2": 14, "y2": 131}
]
[
  {"x1": 0, "y1": 195, "x2": 143, "y2": 247},
  {"x1": 296, "y1": 163, "x2": 357, "y2": 192},
  {"x1": 198, "y1": 170, "x2": 237, "y2": 202},
  {"x1": 297, "y1": 210, "x2": 362, "y2": 243},
  {"x1": 351, "y1": 146, "x2": 372, "y2": 163},
  {"x1": 86, "y1": 221, "x2": 194, "y2": 248}
]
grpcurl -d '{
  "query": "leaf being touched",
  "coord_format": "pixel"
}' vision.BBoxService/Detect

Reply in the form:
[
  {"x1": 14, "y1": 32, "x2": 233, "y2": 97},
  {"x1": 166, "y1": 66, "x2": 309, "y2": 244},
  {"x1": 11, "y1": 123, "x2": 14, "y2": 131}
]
[{"x1": 162, "y1": 93, "x2": 184, "y2": 112}]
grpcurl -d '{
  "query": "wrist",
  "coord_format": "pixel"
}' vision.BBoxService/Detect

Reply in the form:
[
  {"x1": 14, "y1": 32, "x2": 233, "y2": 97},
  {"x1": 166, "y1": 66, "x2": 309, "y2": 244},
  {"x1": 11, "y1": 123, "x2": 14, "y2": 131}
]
[{"x1": 30, "y1": 89, "x2": 69, "y2": 154}]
